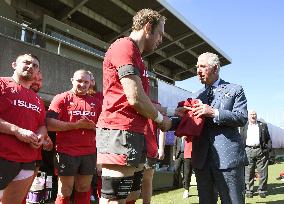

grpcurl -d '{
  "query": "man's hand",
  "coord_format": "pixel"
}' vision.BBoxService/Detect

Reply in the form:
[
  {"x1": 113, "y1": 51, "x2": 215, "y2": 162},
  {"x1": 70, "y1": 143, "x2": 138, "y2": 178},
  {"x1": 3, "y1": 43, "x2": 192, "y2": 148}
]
[
  {"x1": 192, "y1": 103, "x2": 215, "y2": 118},
  {"x1": 175, "y1": 107, "x2": 192, "y2": 117},
  {"x1": 29, "y1": 134, "x2": 45, "y2": 149},
  {"x1": 14, "y1": 128, "x2": 38, "y2": 144},
  {"x1": 76, "y1": 118, "x2": 96, "y2": 130},
  {"x1": 158, "y1": 148, "x2": 165, "y2": 160},
  {"x1": 173, "y1": 155, "x2": 176, "y2": 161},
  {"x1": 157, "y1": 116, "x2": 172, "y2": 132},
  {"x1": 43, "y1": 135, "x2": 53, "y2": 151}
]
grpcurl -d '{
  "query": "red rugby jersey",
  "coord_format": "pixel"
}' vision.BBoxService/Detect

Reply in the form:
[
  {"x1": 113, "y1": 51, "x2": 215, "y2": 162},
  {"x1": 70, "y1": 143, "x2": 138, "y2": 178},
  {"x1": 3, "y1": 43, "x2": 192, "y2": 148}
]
[
  {"x1": 48, "y1": 91, "x2": 102, "y2": 156},
  {"x1": 0, "y1": 77, "x2": 45, "y2": 162},
  {"x1": 97, "y1": 37, "x2": 150, "y2": 134}
]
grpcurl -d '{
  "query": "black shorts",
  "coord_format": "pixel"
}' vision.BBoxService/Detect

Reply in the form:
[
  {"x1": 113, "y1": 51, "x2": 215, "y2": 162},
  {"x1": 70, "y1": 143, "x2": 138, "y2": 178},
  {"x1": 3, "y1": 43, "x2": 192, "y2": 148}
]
[
  {"x1": 96, "y1": 128, "x2": 147, "y2": 167},
  {"x1": 54, "y1": 152, "x2": 96, "y2": 176},
  {"x1": 0, "y1": 157, "x2": 36, "y2": 190}
]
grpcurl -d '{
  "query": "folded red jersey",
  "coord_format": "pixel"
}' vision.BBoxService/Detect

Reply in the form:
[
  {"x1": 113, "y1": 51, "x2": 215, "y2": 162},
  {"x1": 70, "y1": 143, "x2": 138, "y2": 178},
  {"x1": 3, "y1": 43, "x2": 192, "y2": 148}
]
[{"x1": 175, "y1": 98, "x2": 205, "y2": 139}]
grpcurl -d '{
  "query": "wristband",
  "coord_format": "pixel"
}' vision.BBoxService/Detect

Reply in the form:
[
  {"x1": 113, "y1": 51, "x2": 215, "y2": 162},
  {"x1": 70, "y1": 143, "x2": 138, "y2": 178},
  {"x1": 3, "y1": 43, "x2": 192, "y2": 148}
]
[{"x1": 154, "y1": 111, "x2": 163, "y2": 124}]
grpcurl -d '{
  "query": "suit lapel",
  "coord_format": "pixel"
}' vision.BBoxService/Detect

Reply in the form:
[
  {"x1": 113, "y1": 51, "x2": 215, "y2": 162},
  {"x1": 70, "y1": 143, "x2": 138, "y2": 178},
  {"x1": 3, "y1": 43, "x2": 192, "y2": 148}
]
[{"x1": 211, "y1": 79, "x2": 227, "y2": 108}]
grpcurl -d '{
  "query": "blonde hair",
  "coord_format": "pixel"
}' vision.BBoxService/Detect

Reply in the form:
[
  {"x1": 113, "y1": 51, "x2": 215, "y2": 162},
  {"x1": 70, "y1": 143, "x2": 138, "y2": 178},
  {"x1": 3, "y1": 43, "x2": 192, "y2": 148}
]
[{"x1": 132, "y1": 9, "x2": 166, "y2": 32}]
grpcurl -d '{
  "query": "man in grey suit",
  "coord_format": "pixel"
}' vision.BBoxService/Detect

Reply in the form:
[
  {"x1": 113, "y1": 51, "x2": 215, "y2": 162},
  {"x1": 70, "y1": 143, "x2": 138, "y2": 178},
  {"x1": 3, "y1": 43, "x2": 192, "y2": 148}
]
[
  {"x1": 191, "y1": 52, "x2": 248, "y2": 204},
  {"x1": 240, "y1": 110, "x2": 272, "y2": 198}
]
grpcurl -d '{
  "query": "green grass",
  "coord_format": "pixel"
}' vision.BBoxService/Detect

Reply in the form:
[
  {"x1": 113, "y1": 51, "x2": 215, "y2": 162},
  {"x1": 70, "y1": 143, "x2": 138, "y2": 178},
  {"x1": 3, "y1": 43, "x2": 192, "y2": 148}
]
[{"x1": 136, "y1": 163, "x2": 284, "y2": 204}]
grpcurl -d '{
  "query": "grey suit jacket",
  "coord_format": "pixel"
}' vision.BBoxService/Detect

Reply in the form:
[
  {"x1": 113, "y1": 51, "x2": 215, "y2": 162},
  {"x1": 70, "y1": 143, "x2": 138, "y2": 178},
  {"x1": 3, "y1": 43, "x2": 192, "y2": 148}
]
[{"x1": 191, "y1": 79, "x2": 248, "y2": 170}]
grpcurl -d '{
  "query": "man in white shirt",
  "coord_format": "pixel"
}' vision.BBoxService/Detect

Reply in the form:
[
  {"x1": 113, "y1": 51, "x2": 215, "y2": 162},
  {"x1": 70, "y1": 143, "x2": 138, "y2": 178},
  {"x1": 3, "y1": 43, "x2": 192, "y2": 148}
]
[{"x1": 240, "y1": 110, "x2": 272, "y2": 198}]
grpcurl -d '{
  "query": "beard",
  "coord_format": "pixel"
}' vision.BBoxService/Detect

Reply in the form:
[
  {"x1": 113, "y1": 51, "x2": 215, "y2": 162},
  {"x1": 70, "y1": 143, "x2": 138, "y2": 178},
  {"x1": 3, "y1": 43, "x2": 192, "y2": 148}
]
[{"x1": 19, "y1": 71, "x2": 33, "y2": 81}]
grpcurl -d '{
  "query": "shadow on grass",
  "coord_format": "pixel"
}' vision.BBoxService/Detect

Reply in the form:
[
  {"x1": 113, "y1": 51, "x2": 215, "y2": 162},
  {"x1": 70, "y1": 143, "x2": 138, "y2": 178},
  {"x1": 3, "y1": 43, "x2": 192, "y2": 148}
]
[{"x1": 267, "y1": 182, "x2": 284, "y2": 196}]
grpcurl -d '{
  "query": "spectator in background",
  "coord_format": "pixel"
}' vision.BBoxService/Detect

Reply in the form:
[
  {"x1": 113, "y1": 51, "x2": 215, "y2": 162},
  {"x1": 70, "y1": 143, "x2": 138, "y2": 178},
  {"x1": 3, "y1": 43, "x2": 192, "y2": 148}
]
[
  {"x1": 191, "y1": 52, "x2": 248, "y2": 204},
  {"x1": 46, "y1": 70, "x2": 101, "y2": 204},
  {"x1": 240, "y1": 110, "x2": 272, "y2": 198},
  {"x1": 0, "y1": 54, "x2": 47, "y2": 204},
  {"x1": 173, "y1": 136, "x2": 193, "y2": 199}
]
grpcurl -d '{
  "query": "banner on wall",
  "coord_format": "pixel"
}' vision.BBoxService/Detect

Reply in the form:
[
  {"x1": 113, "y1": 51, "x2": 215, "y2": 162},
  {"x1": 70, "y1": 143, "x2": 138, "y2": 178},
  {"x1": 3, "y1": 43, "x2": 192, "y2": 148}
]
[{"x1": 158, "y1": 80, "x2": 193, "y2": 145}]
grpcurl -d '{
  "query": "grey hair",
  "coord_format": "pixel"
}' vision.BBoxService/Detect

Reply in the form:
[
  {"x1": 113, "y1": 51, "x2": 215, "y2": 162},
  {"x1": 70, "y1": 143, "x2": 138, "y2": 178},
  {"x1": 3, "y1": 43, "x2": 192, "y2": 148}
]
[{"x1": 198, "y1": 52, "x2": 220, "y2": 71}]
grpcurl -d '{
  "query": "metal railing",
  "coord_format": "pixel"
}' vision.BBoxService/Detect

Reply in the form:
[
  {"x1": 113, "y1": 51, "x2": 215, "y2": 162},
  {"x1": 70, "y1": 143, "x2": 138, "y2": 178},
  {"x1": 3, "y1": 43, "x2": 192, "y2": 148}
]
[{"x1": 0, "y1": 15, "x2": 104, "y2": 59}]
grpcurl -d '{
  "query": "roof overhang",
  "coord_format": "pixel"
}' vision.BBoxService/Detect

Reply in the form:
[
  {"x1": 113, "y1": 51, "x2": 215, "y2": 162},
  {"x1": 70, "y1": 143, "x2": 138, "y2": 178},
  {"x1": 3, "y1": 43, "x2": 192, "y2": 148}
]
[{"x1": 23, "y1": 0, "x2": 231, "y2": 82}]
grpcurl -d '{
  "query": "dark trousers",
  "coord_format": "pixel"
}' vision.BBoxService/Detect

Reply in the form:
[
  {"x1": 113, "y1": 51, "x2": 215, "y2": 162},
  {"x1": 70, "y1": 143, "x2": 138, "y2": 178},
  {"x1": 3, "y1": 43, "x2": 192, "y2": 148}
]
[
  {"x1": 245, "y1": 147, "x2": 269, "y2": 194},
  {"x1": 174, "y1": 152, "x2": 193, "y2": 190},
  {"x1": 195, "y1": 155, "x2": 245, "y2": 204}
]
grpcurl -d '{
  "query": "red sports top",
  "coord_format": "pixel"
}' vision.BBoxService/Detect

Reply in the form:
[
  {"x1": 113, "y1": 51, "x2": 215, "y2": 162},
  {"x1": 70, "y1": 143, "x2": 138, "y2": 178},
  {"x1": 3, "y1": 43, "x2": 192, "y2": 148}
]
[
  {"x1": 48, "y1": 91, "x2": 102, "y2": 156},
  {"x1": 0, "y1": 77, "x2": 45, "y2": 162},
  {"x1": 97, "y1": 37, "x2": 150, "y2": 134}
]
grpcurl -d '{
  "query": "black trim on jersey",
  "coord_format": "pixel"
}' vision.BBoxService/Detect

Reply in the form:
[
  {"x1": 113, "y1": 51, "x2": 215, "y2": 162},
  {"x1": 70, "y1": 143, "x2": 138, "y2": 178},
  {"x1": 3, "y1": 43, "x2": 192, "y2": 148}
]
[
  {"x1": 46, "y1": 111, "x2": 59, "y2": 119},
  {"x1": 118, "y1": 64, "x2": 140, "y2": 79}
]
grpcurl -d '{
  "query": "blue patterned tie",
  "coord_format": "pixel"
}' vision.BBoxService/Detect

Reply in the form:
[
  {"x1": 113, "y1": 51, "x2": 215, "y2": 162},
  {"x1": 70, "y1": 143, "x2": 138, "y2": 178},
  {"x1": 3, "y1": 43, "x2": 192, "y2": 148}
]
[{"x1": 207, "y1": 86, "x2": 214, "y2": 105}]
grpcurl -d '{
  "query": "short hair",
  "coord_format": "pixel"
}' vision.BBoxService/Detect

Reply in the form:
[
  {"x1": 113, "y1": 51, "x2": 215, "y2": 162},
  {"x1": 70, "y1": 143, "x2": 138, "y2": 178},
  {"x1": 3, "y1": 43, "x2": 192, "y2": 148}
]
[
  {"x1": 248, "y1": 110, "x2": 257, "y2": 115},
  {"x1": 87, "y1": 71, "x2": 94, "y2": 79},
  {"x1": 16, "y1": 53, "x2": 40, "y2": 64},
  {"x1": 198, "y1": 52, "x2": 220, "y2": 70},
  {"x1": 132, "y1": 9, "x2": 166, "y2": 32},
  {"x1": 73, "y1": 69, "x2": 90, "y2": 78}
]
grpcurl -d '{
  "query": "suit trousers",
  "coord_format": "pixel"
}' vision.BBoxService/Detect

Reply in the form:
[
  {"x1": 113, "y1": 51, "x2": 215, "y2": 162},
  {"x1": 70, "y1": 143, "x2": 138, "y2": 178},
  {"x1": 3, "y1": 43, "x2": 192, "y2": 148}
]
[
  {"x1": 173, "y1": 152, "x2": 193, "y2": 190},
  {"x1": 245, "y1": 146, "x2": 269, "y2": 194},
  {"x1": 195, "y1": 154, "x2": 245, "y2": 204}
]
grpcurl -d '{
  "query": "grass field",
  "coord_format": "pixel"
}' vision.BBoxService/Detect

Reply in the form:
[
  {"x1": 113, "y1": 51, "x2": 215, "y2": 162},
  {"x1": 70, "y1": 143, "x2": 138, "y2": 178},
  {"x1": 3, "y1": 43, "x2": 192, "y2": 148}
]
[{"x1": 136, "y1": 162, "x2": 284, "y2": 204}]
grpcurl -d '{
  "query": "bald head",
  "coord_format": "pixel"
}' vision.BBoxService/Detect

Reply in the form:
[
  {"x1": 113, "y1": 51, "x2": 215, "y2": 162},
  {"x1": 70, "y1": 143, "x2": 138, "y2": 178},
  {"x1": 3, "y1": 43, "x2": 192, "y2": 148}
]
[
  {"x1": 248, "y1": 110, "x2": 257, "y2": 124},
  {"x1": 71, "y1": 69, "x2": 91, "y2": 95}
]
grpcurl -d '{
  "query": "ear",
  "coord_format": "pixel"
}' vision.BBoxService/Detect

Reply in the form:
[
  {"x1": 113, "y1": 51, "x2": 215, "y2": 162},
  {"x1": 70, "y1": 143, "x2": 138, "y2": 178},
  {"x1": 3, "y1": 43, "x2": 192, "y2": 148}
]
[
  {"x1": 71, "y1": 78, "x2": 73, "y2": 83},
  {"x1": 144, "y1": 22, "x2": 152, "y2": 35},
  {"x1": 11, "y1": 62, "x2": 17, "y2": 70},
  {"x1": 213, "y1": 65, "x2": 218, "y2": 74}
]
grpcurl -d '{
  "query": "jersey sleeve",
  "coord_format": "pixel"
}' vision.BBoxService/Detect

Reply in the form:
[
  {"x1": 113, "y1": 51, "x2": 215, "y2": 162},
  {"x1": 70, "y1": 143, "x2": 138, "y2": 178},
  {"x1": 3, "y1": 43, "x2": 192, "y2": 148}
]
[
  {"x1": 48, "y1": 94, "x2": 65, "y2": 117},
  {"x1": 38, "y1": 101, "x2": 46, "y2": 127},
  {"x1": 111, "y1": 39, "x2": 139, "y2": 70}
]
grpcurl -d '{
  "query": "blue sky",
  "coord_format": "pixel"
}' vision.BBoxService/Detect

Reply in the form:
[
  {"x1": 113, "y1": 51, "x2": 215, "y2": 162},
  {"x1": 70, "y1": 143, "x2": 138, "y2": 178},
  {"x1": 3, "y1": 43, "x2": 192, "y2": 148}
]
[{"x1": 165, "y1": 0, "x2": 284, "y2": 127}]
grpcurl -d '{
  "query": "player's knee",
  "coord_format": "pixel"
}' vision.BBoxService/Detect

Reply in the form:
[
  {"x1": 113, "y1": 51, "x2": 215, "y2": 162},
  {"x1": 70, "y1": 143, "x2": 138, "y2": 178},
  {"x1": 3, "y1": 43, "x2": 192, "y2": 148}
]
[{"x1": 58, "y1": 186, "x2": 73, "y2": 197}]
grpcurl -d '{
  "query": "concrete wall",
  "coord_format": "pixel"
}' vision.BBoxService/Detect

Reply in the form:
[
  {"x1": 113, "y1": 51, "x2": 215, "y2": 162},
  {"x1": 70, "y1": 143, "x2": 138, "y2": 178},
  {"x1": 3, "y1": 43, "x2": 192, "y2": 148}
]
[
  {"x1": 0, "y1": 34, "x2": 158, "y2": 102},
  {"x1": 0, "y1": 34, "x2": 103, "y2": 101}
]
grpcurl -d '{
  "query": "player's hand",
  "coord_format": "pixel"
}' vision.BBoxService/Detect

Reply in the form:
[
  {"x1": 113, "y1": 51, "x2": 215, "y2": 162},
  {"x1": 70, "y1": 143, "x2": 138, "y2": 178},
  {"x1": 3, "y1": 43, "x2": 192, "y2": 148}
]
[
  {"x1": 192, "y1": 103, "x2": 215, "y2": 118},
  {"x1": 157, "y1": 116, "x2": 172, "y2": 132},
  {"x1": 30, "y1": 134, "x2": 44, "y2": 149},
  {"x1": 76, "y1": 118, "x2": 96, "y2": 129},
  {"x1": 158, "y1": 148, "x2": 165, "y2": 160},
  {"x1": 15, "y1": 128, "x2": 38, "y2": 144},
  {"x1": 175, "y1": 107, "x2": 192, "y2": 117},
  {"x1": 43, "y1": 135, "x2": 53, "y2": 151}
]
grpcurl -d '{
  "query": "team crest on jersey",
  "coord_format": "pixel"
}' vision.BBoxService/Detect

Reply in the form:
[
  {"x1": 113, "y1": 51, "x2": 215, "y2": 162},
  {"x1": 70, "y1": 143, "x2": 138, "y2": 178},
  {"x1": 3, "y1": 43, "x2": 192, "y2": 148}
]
[
  {"x1": 10, "y1": 88, "x2": 18, "y2": 94},
  {"x1": 90, "y1": 103, "x2": 96, "y2": 107}
]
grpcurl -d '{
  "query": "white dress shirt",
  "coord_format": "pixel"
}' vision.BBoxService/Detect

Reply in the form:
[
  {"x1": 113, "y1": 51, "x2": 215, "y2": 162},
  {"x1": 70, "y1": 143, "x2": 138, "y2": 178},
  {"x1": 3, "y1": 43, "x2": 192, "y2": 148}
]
[{"x1": 246, "y1": 123, "x2": 260, "y2": 146}]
